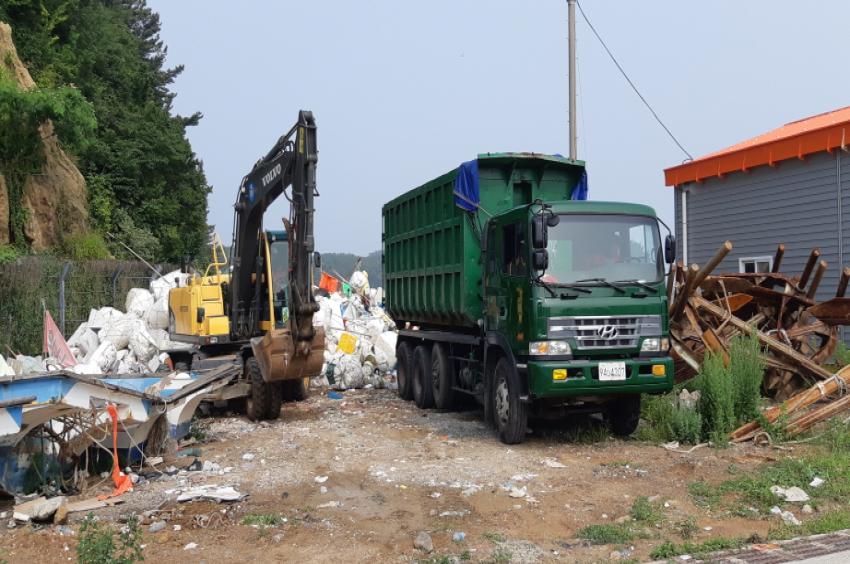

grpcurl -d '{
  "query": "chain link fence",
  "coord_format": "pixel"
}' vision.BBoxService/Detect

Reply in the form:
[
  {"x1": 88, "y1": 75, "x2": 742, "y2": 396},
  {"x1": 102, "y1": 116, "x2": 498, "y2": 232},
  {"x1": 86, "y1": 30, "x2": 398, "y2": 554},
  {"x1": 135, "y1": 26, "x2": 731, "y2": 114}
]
[{"x1": 0, "y1": 257, "x2": 176, "y2": 356}]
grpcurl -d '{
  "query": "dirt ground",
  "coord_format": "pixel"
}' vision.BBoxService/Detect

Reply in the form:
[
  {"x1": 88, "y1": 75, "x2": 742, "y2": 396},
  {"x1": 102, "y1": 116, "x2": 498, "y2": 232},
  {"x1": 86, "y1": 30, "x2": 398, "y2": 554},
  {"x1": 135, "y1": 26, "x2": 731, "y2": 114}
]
[{"x1": 1, "y1": 389, "x2": 795, "y2": 563}]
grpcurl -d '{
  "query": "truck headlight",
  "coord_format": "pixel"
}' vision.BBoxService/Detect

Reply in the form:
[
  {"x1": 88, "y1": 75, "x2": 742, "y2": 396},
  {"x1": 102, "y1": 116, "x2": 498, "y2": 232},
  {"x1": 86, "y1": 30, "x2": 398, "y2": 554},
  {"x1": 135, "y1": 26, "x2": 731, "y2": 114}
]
[
  {"x1": 530, "y1": 340, "x2": 571, "y2": 355},
  {"x1": 640, "y1": 338, "x2": 670, "y2": 353}
]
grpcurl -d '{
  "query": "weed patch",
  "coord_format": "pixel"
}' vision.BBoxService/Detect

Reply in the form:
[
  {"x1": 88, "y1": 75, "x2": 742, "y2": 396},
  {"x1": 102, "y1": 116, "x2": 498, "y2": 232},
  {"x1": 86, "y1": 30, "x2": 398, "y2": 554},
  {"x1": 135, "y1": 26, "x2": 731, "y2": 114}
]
[
  {"x1": 649, "y1": 536, "x2": 747, "y2": 559},
  {"x1": 241, "y1": 513, "x2": 284, "y2": 527},
  {"x1": 576, "y1": 523, "x2": 635, "y2": 545},
  {"x1": 630, "y1": 496, "x2": 663, "y2": 524},
  {"x1": 76, "y1": 513, "x2": 143, "y2": 564}
]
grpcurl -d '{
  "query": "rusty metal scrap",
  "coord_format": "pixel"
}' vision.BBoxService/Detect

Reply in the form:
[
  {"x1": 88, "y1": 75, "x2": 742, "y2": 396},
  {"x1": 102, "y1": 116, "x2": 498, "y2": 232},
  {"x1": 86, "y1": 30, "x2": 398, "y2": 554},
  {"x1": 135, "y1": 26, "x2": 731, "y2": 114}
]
[{"x1": 669, "y1": 242, "x2": 850, "y2": 401}]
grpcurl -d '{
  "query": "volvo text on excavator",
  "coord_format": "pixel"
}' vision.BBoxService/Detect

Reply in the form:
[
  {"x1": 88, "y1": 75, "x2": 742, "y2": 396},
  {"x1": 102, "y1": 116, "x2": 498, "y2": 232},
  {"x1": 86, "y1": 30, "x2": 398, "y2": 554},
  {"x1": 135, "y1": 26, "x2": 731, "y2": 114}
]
[{"x1": 168, "y1": 110, "x2": 325, "y2": 421}]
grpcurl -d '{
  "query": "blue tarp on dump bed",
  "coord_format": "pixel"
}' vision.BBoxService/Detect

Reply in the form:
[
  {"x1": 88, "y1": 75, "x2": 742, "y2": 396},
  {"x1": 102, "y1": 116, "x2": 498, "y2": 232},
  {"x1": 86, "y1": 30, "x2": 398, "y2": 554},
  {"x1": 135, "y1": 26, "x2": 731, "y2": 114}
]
[{"x1": 453, "y1": 160, "x2": 480, "y2": 212}]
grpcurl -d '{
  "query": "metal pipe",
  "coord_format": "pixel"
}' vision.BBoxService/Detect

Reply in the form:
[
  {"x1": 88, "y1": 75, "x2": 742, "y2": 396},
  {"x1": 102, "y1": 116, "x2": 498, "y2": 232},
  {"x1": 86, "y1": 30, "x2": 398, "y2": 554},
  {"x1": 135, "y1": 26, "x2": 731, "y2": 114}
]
[
  {"x1": 799, "y1": 248, "x2": 821, "y2": 288},
  {"x1": 837, "y1": 266, "x2": 850, "y2": 298},
  {"x1": 772, "y1": 244, "x2": 785, "y2": 273},
  {"x1": 568, "y1": 0, "x2": 577, "y2": 160},
  {"x1": 806, "y1": 260, "x2": 828, "y2": 299}
]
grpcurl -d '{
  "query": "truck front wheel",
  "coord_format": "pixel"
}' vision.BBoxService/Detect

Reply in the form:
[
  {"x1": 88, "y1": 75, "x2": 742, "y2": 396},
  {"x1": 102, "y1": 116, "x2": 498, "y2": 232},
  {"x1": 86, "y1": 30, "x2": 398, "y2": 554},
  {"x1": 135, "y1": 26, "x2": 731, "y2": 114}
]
[
  {"x1": 396, "y1": 342, "x2": 414, "y2": 401},
  {"x1": 413, "y1": 345, "x2": 435, "y2": 409},
  {"x1": 493, "y1": 358, "x2": 528, "y2": 444},
  {"x1": 245, "y1": 357, "x2": 282, "y2": 421},
  {"x1": 605, "y1": 395, "x2": 641, "y2": 437}
]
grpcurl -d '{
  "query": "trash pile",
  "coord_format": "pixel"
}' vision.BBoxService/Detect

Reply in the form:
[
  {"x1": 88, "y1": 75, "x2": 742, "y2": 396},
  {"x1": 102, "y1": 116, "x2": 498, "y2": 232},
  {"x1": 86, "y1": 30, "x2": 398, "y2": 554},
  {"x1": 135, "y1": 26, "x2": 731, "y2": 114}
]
[
  {"x1": 668, "y1": 241, "x2": 850, "y2": 441},
  {"x1": 0, "y1": 270, "x2": 191, "y2": 377},
  {"x1": 313, "y1": 270, "x2": 398, "y2": 390}
]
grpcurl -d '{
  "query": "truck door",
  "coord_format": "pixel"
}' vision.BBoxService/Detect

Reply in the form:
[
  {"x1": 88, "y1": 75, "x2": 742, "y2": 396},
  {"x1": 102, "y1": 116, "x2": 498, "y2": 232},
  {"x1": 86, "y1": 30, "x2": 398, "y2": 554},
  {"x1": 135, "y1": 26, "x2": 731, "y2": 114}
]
[{"x1": 501, "y1": 222, "x2": 529, "y2": 353}]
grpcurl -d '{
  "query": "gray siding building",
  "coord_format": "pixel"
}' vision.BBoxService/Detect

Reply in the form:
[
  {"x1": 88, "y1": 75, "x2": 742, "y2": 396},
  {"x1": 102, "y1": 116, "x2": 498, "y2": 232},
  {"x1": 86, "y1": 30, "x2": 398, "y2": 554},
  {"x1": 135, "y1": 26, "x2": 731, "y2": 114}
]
[{"x1": 665, "y1": 106, "x2": 850, "y2": 307}]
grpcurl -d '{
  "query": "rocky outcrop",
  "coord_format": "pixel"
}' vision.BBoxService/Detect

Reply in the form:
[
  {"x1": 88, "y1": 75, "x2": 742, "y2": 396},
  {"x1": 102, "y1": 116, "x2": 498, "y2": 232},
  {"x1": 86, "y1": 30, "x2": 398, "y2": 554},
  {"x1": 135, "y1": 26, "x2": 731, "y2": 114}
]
[{"x1": 0, "y1": 21, "x2": 89, "y2": 250}]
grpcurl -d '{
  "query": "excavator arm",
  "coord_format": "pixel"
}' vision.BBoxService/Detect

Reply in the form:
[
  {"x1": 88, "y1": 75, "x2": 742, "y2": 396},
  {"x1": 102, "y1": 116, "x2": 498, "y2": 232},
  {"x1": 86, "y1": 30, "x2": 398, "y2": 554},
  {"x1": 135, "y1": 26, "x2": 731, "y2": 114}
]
[{"x1": 229, "y1": 110, "x2": 319, "y2": 349}]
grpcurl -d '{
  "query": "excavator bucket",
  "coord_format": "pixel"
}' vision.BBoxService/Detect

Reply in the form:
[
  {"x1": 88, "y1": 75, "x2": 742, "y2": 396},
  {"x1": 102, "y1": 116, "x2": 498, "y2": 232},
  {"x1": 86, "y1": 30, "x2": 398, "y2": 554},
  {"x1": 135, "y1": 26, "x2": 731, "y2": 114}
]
[{"x1": 250, "y1": 327, "x2": 325, "y2": 383}]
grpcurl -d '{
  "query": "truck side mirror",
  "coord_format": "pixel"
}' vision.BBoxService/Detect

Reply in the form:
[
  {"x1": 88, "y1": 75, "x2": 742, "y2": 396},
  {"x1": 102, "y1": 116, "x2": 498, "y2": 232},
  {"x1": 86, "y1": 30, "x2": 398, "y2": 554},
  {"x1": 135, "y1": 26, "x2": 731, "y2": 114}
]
[
  {"x1": 314, "y1": 252, "x2": 322, "y2": 269},
  {"x1": 532, "y1": 216, "x2": 547, "y2": 249},
  {"x1": 664, "y1": 234, "x2": 676, "y2": 264},
  {"x1": 532, "y1": 249, "x2": 549, "y2": 271}
]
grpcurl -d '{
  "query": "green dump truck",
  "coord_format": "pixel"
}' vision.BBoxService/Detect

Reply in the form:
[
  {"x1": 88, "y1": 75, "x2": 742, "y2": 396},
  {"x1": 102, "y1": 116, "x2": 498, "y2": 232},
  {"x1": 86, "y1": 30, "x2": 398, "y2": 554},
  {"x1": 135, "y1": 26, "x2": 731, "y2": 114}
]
[{"x1": 382, "y1": 153, "x2": 675, "y2": 444}]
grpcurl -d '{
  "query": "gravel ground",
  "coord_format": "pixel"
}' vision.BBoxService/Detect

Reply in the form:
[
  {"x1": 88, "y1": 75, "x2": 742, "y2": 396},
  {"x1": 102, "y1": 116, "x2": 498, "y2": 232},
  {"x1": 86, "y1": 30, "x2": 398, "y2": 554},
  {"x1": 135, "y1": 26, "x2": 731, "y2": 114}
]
[{"x1": 0, "y1": 389, "x2": 820, "y2": 563}]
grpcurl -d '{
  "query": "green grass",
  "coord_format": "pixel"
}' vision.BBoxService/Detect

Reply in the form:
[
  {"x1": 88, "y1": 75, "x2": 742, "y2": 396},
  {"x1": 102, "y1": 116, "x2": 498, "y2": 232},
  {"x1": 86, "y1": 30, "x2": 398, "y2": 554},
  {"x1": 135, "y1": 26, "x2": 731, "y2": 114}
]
[
  {"x1": 834, "y1": 342, "x2": 850, "y2": 367},
  {"x1": 686, "y1": 422, "x2": 850, "y2": 514},
  {"x1": 602, "y1": 460, "x2": 631, "y2": 468},
  {"x1": 491, "y1": 547, "x2": 512, "y2": 563},
  {"x1": 576, "y1": 523, "x2": 635, "y2": 545},
  {"x1": 483, "y1": 532, "x2": 506, "y2": 543},
  {"x1": 769, "y1": 508, "x2": 850, "y2": 540},
  {"x1": 688, "y1": 481, "x2": 722, "y2": 509},
  {"x1": 649, "y1": 537, "x2": 747, "y2": 559},
  {"x1": 630, "y1": 496, "x2": 663, "y2": 524},
  {"x1": 674, "y1": 516, "x2": 699, "y2": 540},
  {"x1": 241, "y1": 513, "x2": 284, "y2": 527},
  {"x1": 76, "y1": 513, "x2": 143, "y2": 564}
]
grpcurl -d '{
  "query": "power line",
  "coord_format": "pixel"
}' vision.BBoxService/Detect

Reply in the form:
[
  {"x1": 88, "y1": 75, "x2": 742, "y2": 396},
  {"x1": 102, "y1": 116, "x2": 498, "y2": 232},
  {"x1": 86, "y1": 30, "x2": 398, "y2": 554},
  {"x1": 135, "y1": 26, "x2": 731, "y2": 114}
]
[{"x1": 575, "y1": 1, "x2": 693, "y2": 160}]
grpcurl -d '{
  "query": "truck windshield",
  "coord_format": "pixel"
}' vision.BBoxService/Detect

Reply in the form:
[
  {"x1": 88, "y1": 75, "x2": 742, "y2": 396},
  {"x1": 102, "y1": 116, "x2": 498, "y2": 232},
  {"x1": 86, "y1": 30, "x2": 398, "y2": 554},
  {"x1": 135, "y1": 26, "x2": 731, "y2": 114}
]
[{"x1": 543, "y1": 214, "x2": 663, "y2": 285}]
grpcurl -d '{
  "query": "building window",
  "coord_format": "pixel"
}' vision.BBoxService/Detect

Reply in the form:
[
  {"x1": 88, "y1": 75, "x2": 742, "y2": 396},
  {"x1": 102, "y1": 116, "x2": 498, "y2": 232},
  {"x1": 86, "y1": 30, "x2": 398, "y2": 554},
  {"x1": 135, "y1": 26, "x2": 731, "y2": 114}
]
[{"x1": 739, "y1": 256, "x2": 772, "y2": 273}]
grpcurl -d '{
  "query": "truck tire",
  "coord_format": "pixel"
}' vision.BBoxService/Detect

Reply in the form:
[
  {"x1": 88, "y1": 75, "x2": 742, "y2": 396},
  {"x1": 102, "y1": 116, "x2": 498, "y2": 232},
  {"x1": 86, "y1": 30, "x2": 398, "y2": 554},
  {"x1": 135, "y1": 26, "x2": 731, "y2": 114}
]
[
  {"x1": 245, "y1": 357, "x2": 282, "y2": 421},
  {"x1": 492, "y1": 357, "x2": 528, "y2": 444},
  {"x1": 396, "y1": 342, "x2": 414, "y2": 401},
  {"x1": 412, "y1": 345, "x2": 435, "y2": 409},
  {"x1": 431, "y1": 343, "x2": 455, "y2": 410},
  {"x1": 606, "y1": 395, "x2": 641, "y2": 437}
]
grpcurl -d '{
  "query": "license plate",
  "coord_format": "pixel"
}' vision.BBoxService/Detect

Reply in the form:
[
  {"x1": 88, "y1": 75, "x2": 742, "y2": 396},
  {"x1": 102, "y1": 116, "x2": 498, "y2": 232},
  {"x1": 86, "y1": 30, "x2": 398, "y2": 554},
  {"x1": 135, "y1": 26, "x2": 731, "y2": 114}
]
[{"x1": 598, "y1": 362, "x2": 627, "y2": 381}]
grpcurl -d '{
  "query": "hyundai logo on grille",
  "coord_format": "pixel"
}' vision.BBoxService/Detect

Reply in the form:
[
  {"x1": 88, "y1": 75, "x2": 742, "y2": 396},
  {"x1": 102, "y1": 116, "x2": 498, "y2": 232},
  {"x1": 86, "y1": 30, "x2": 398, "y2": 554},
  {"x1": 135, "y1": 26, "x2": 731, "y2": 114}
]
[{"x1": 597, "y1": 325, "x2": 618, "y2": 339}]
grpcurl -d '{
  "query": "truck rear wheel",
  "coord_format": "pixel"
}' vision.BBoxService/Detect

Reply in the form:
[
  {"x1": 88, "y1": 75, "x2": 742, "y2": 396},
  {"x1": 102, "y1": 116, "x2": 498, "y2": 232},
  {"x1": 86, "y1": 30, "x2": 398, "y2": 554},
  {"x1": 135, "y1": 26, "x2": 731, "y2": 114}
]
[
  {"x1": 493, "y1": 358, "x2": 528, "y2": 444},
  {"x1": 245, "y1": 357, "x2": 282, "y2": 421},
  {"x1": 431, "y1": 343, "x2": 455, "y2": 410},
  {"x1": 413, "y1": 345, "x2": 435, "y2": 409},
  {"x1": 606, "y1": 395, "x2": 641, "y2": 437},
  {"x1": 396, "y1": 342, "x2": 414, "y2": 401}
]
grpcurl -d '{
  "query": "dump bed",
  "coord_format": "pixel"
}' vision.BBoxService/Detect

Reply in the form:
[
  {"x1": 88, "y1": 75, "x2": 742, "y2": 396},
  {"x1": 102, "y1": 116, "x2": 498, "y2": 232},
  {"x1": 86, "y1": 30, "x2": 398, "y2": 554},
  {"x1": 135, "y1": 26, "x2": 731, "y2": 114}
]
[{"x1": 382, "y1": 153, "x2": 586, "y2": 328}]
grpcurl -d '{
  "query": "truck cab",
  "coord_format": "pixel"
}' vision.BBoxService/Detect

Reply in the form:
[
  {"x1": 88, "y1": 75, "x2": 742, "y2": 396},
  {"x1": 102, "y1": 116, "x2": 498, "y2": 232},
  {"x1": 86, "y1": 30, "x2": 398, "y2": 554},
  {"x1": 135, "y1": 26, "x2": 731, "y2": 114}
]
[{"x1": 484, "y1": 201, "x2": 674, "y2": 436}]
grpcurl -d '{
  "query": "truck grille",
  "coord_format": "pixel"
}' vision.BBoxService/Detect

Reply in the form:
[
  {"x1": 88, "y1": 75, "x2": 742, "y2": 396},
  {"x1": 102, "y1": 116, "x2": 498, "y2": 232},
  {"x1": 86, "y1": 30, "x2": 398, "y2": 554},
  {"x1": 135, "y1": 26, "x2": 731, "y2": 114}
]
[{"x1": 548, "y1": 315, "x2": 662, "y2": 350}]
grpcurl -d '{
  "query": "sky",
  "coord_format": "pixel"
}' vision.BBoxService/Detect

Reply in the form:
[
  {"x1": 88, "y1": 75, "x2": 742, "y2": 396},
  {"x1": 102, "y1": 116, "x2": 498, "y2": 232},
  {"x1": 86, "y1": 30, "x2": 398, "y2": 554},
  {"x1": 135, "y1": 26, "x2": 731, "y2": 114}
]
[{"x1": 147, "y1": 0, "x2": 850, "y2": 256}]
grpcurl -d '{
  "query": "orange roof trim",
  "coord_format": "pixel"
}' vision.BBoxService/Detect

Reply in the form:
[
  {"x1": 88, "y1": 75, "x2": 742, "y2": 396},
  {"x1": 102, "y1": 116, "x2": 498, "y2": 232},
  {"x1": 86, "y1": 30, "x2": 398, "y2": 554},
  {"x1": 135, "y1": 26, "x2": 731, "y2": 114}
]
[{"x1": 664, "y1": 106, "x2": 850, "y2": 187}]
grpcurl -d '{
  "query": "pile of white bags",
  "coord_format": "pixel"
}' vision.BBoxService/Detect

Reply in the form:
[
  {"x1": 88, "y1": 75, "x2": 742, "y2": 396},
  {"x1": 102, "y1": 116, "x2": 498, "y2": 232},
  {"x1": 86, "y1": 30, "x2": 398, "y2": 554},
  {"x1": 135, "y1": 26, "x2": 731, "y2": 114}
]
[
  {"x1": 313, "y1": 272, "x2": 397, "y2": 390},
  {"x1": 0, "y1": 270, "x2": 192, "y2": 377}
]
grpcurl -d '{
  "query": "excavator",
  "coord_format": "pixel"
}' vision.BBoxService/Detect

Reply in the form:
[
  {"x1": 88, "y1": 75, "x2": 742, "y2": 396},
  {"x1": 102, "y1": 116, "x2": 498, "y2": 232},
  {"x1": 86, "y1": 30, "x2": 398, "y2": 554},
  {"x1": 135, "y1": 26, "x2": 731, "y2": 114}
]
[{"x1": 168, "y1": 110, "x2": 325, "y2": 420}]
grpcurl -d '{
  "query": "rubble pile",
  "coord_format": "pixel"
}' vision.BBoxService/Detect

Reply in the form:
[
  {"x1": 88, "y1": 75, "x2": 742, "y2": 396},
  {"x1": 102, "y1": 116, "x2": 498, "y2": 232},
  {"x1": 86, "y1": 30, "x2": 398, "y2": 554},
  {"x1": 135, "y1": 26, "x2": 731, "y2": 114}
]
[
  {"x1": 0, "y1": 270, "x2": 191, "y2": 376},
  {"x1": 313, "y1": 271, "x2": 398, "y2": 390},
  {"x1": 668, "y1": 241, "x2": 850, "y2": 441},
  {"x1": 669, "y1": 241, "x2": 850, "y2": 399}
]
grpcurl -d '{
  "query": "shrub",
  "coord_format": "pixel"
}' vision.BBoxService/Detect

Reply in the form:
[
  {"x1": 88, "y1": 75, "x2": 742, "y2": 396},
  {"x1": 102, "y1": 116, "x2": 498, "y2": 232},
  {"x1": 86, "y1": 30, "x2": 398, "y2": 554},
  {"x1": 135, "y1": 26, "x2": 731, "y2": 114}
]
[
  {"x1": 698, "y1": 352, "x2": 736, "y2": 441},
  {"x1": 60, "y1": 232, "x2": 111, "y2": 261},
  {"x1": 728, "y1": 333, "x2": 764, "y2": 424}
]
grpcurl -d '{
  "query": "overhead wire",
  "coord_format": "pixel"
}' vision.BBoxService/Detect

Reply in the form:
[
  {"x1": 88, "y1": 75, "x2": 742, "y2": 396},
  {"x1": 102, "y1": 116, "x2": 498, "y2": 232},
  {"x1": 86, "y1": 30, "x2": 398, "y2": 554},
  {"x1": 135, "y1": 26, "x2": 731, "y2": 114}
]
[{"x1": 574, "y1": 1, "x2": 693, "y2": 161}]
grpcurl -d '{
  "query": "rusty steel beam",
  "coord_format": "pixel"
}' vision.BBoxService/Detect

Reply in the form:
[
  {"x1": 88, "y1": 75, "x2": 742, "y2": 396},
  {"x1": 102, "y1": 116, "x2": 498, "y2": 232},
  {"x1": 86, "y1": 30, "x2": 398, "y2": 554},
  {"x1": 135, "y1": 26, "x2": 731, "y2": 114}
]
[
  {"x1": 837, "y1": 267, "x2": 850, "y2": 298},
  {"x1": 671, "y1": 264, "x2": 700, "y2": 322},
  {"x1": 692, "y1": 295, "x2": 833, "y2": 382},
  {"x1": 691, "y1": 241, "x2": 733, "y2": 291},
  {"x1": 806, "y1": 260, "x2": 828, "y2": 299},
  {"x1": 771, "y1": 244, "x2": 785, "y2": 273},
  {"x1": 799, "y1": 248, "x2": 821, "y2": 288}
]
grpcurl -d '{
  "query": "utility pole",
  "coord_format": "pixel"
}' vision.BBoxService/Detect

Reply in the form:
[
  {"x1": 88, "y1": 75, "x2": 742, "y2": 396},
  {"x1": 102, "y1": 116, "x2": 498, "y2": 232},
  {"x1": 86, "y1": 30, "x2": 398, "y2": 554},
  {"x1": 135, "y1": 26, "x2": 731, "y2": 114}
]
[{"x1": 568, "y1": 0, "x2": 577, "y2": 160}]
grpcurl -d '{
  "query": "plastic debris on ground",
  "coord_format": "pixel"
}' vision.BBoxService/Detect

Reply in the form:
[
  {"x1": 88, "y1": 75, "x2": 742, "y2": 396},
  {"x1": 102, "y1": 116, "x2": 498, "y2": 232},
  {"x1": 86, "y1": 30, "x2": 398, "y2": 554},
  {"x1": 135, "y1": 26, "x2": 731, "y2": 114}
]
[
  {"x1": 1, "y1": 269, "x2": 191, "y2": 377},
  {"x1": 312, "y1": 270, "x2": 398, "y2": 391}
]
